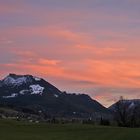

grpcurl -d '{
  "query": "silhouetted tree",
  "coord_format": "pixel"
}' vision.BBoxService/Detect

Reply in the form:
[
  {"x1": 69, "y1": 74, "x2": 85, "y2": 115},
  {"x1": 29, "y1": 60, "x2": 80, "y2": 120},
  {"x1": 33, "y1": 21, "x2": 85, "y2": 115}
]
[
  {"x1": 114, "y1": 96, "x2": 129, "y2": 127},
  {"x1": 100, "y1": 117, "x2": 110, "y2": 126}
]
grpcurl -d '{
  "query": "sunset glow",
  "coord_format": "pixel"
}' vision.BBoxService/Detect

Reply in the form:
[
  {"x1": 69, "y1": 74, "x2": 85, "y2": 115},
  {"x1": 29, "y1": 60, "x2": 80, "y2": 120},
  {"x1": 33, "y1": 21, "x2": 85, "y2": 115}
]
[{"x1": 0, "y1": 0, "x2": 140, "y2": 106}]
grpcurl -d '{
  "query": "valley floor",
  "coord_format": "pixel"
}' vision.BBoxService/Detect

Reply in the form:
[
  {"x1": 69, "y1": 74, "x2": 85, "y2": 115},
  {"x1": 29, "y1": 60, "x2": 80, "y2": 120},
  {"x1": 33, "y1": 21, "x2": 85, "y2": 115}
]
[{"x1": 0, "y1": 119, "x2": 139, "y2": 140}]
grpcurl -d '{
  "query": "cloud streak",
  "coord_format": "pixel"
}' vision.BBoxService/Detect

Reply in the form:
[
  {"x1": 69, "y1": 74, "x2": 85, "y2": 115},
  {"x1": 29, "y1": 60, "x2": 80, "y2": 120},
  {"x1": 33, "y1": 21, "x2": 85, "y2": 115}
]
[{"x1": 0, "y1": 0, "x2": 140, "y2": 106}]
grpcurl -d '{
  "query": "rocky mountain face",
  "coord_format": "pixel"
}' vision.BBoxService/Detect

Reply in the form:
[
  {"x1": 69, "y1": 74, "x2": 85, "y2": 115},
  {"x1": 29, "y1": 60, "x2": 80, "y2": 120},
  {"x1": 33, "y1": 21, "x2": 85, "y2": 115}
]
[{"x1": 0, "y1": 74, "x2": 110, "y2": 118}]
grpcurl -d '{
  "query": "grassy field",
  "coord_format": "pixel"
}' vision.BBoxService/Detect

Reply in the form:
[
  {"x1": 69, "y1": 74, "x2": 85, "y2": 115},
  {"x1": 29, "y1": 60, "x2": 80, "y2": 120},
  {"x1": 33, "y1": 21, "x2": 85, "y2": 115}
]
[{"x1": 0, "y1": 119, "x2": 139, "y2": 140}]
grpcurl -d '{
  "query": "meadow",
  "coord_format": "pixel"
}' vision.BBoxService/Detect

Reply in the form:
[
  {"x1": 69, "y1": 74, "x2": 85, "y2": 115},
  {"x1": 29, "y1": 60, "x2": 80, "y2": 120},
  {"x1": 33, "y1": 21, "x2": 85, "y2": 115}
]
[{"x1": 0, "y1": 119, "x2": 139, "y2": 140}]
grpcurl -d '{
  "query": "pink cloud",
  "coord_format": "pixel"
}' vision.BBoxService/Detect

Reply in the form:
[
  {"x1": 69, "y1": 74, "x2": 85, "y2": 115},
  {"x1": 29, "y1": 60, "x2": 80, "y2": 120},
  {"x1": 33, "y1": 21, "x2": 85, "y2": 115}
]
[{"x1": 38, "y1": 58, "x2": 61, "y2": 66}]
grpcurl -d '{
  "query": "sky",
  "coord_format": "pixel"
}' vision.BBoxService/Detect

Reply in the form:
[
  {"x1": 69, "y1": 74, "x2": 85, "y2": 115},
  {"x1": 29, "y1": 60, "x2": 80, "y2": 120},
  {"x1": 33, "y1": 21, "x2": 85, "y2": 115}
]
[{"x1": 0, "y1": 0, "x2": 140, "y2": 106}]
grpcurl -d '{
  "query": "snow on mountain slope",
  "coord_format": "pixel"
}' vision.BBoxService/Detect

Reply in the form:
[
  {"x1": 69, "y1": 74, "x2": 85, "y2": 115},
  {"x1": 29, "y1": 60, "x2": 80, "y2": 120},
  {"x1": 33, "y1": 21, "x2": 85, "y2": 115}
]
[
  {"x1": 29, "y1": 84, "x2": 44, "y2": 95},
  {"x1": 0, "y1": 73, "x2": 110, "y2": 118},
  {"x1": 0, "y1": 74, "x2": 62, "y2": 98},
  {"x1": 3, "y1": 76, "x2": 27, "y2": 86},
  {"x1": 54, "y1": 94, "x2": 59, "y2": 98},
  {"x1": 33, "y1": 76, "x2": 41, "y2": 81},
  {"x1": 2, "y1": 74, "x2": 33, "y2": 87},
  {"x1": 3, "y1": 93, "x2": 18, "y2": 98},
  {"x1": 109, "y1": 99, "x2": 140, "y2": 111},
  {"x1": 128, "y1": 102, "x2": 135, "y2": 109}
]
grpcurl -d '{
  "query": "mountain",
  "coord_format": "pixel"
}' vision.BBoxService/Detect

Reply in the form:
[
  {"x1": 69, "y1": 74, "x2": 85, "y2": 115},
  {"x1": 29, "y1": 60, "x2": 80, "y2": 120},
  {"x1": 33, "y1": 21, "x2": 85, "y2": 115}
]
[
  {"x1": 0, "y1": 74, "x2": 109, "y2": 118},
  {"x1": 109, "y1": 99, "x2": 140, "y2": 111},
  {"x1": 109, "y1": 99, "x2": 140, "y2": 127}
]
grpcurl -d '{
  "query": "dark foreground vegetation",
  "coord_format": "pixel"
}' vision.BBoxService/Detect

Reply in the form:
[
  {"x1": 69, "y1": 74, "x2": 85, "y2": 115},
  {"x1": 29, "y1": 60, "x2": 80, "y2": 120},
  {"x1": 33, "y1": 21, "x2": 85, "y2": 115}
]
[
  {"x1": 0, "y1": 119, "x2": 140, "y2": 140},
  {"x1": 111, "y1": 97, "x2": 140, "y2": 128}
]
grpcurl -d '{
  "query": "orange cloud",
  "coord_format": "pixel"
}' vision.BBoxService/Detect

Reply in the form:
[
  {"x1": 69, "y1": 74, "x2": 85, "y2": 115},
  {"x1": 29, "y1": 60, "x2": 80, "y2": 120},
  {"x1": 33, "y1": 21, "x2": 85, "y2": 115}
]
[
  {"x1": 3, "y1": 63, "x2": 64, "y2": 78},
  {"x1": 38, "y1": 58, "x2": 61, "y2": 66},
  {"x1": 1, "y1": 1, "x2": 140, "y2": 107},
  {"x1": 3, "y1": 58, "x2": 140, "y2": 89}
]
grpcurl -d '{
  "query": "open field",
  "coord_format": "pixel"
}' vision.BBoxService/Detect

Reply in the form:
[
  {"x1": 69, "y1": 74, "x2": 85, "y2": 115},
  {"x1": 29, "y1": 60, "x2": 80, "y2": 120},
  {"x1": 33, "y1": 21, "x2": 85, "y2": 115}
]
[{"x1": 0, "y1": 119, "x2": 139, "y2": 140}]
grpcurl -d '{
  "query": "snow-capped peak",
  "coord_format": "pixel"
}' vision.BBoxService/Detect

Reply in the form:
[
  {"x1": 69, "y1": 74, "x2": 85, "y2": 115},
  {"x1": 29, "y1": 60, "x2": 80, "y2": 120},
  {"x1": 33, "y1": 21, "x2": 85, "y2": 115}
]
[
  {"x1": 0, "y1": 74, "x2": 63, "y2": 98},
  {"x1": 3, "y1": 76, "x2": 27, "y2": 86},
  {"x1": 2, "y1": 74, "x2": 33, "y2": 87}
]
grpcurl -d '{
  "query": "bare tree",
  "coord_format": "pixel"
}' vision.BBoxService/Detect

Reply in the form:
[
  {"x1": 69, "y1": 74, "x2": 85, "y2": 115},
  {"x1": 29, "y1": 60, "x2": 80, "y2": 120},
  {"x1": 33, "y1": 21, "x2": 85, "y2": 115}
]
[
  {"x1": 114, "y1": 96, "x2": 129, "y2": 127},
  {"x1": 130, "y1": 105, "x2": 140, "y2": 127},
  {"x1": 114, "y1": 97, "x2": 140, "y2": 127}
]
